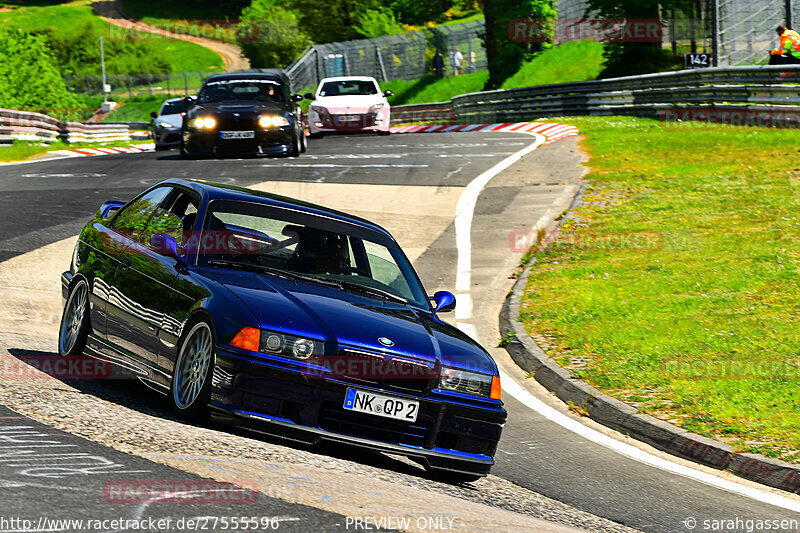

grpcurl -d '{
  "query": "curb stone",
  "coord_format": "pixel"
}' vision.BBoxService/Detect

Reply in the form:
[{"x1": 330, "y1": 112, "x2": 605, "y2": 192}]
[{"x1": 499, "y1": 196, "x2": 800, "y2": 495}]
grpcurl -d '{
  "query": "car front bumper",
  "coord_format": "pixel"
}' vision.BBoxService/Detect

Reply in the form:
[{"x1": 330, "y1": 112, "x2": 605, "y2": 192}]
[
  {"x1": 184, "y1": 127, "x2": 295, "y2": 156},
  {"x1": 211, "y1": 347, "x2": 506, "y2": 476}
]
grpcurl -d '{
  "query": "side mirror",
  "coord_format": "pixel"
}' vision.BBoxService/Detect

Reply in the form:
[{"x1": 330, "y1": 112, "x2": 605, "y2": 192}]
[
  {"x1": 99, "y1": 200, "x2": 125, "y2": 219},
  {"x1": 383, "y1": 90, "x2": 393, "y2": 98},
  {"x1": 303, "y1": 92, "x2": 315, "y2": 100},
  {"x1": 149, "y1": 111, "x2": 158, "y2": 119},
  {"x1": 149, "y1": 232, "x2": 182, "y2": 260},
  {"x1": 430, "y1": 291, "x2": 456, "y2": 313},
  {"x1": 291, "y1": 94, "x2": 304, "y2": 102}
]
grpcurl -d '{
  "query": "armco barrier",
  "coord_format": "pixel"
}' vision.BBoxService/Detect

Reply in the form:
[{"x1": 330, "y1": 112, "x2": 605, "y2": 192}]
[
  {"x1": 0, "y1": 108, "x2": 61, "y2": 143},
  {"x1": 0, "y1": 108, "x2": 140, "y2": 144},
  {"x1": 393, "y1": 65, "x2": 800, "y2": 128}
]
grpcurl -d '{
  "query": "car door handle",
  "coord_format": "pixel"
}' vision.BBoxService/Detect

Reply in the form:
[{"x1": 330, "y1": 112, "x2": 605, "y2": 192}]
[{"x1": 120, "y1": 257, "x2": 131, "y2": 270}]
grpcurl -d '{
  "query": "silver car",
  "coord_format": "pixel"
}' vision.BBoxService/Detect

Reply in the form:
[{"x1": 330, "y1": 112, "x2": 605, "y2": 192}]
[{"x1": 150, "y1": 98, "x2": 191, "y2": 151}]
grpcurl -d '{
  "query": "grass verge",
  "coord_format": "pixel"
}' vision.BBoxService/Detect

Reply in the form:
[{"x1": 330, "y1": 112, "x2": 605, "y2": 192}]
[
  {"x1": 520, "y1": 116, "x2": 800, "y2": 463},
  {"x1": 0, "y1": 139, "x2": 151, "y2": 163}
]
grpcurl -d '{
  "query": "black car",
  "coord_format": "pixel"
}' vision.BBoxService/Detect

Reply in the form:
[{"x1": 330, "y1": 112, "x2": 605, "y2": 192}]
[{"x1": 181, "y1": 73, "x2": 307, "y2": 159}]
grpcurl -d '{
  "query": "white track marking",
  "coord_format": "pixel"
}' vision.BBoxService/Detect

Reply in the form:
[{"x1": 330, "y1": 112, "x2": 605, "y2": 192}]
[
  {"x1": 454, "y1": 132, "x2": 546, "y2": 295},
  {"x1": 450, "y1": 129, "x2": 800, "y2": 513},
  {"x1": 500, "y1": 371, "x2": 800, "y2": 513}
]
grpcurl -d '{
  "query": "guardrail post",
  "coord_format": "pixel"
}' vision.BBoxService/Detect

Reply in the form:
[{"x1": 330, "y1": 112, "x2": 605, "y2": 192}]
[{"x1": 710, "y1": 0, "x2": 720, "y2": 66}]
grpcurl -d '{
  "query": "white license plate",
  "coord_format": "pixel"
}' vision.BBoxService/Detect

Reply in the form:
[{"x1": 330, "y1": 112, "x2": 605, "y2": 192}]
[
  {"x1": 221, "y1": 130, "x2": 255, "y2": 139},
  {"x1": 337, "y1": 115, "x2": 360, "y2": 122},
  {"x1": 343, "y1": 388, "x2": 419, "y2": 422}
]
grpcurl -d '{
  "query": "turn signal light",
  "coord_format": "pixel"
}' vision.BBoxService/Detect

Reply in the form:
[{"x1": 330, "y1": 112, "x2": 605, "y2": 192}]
[
  {"x1": 230, "y1": 327, "x2": 260, "y2": 352},
  {"x1": 490, "y1": 376, "x2": 502, "y2": 400}
]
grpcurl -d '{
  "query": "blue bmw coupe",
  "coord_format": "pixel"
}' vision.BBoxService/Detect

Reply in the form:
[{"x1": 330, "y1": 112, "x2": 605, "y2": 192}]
[{"x1": 58, "y1": 179, "x2": 506, "y2": 481}]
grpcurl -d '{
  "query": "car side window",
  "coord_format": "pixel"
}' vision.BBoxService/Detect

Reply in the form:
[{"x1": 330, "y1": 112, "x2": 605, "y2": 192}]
[
  {"x1": 111, "y1": 187, "x2": 172, "y2": 243},
  {"x1": 142, "y1": 190, "x2": 200, "y2": 254}
]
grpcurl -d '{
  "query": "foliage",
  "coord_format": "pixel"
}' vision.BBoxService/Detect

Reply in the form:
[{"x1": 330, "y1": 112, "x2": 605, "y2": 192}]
[
  {"x1": 584, "y1": 0, "x2": 693, "y2": 77},
  {"x1": 390, "y1": 0, "x2": 456, "y2": 26},
  {"x1": 0, "y1": 28, "x2": 84, "y2": 117},
  {"x1": 237, "y1": 0, "x2": 312, "y2": 68},
  {"x1": 483, "y1": 0, "x2": 556, "y2": 89},
  {"x1": 353, "y1": 7, "x2": 405, "y2": 39}
]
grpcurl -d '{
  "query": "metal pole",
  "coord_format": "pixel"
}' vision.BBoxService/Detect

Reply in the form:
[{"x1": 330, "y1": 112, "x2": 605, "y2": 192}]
[
  {"x1": 710, "y1": 0, "x2": 720, "y2": 66},
  {"x1": 99, "y1": 37, "x2": 108, "y2": 103},
  {"x1": 788, "y1": 0, "x2": 793, "y2": 28}
]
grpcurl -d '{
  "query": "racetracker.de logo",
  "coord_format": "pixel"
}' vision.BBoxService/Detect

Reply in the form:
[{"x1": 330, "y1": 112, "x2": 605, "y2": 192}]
[
  {"x1": 509, "y1": 18, "x2": 663, "y2": 43},
  {"x1": 103, "y1": 480, "x2": 259, "y2": 504}
]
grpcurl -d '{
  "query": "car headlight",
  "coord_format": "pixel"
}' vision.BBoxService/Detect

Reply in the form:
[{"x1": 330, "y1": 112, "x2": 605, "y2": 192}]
[
  {"x1": 438, "y1": 367, "x2": 501, "y2": 399},
  {"x1": 230, "y1": 328, "x2": 323, "y2": 360},
  {"x1": 369, "y1": 103, "x2": 384, "y2": 112},
  {"x1": 192, "y1": 117, "x2": 216, "y2": 129},
  {"x1": 258, "y1": 115, "x2": 290, "y2": 128},
  {"x1": 310, "y1": 106, "x2": 328, "y2": 115},
  {"x1": 158, "y1": 121, "x2": 175, "y2": 129}
]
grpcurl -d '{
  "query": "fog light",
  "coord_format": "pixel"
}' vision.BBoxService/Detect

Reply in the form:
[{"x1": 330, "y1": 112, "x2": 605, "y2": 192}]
[{"x1": 314, "y1": 121, "x2": 323, "y2": 128}]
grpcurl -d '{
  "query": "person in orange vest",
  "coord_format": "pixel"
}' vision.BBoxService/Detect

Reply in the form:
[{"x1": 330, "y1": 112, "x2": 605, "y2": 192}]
[{"x1": 769, "y1": 24, "x2": 800, "y2": 64}]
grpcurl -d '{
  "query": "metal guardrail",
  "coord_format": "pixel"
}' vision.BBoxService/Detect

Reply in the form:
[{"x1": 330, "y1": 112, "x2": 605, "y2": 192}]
[
  {"x1": 0, "y1": 109, "x2": 142, "y2": 144},
  {"x1": 392, "y1": 66, "x2": 800, "y2": 127}
]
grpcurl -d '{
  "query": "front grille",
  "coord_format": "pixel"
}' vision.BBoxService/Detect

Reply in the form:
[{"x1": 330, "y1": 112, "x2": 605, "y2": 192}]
[
  {"x1": 319, "y1": 405, "x2": 429, "y2": 447},
  {"x1": 330, "y1": 350, "x2": 436, "y2": 393}
]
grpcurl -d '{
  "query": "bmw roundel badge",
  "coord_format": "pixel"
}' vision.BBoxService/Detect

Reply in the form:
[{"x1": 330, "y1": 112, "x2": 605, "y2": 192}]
[{"x1": 378, "y1": 337, "x2": 394, "y2": 347}]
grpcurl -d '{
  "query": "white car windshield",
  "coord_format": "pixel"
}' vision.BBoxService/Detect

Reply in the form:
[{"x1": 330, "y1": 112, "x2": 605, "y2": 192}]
[{"x1": 319, "y1": 80, "x2": 378, "y2": 97}]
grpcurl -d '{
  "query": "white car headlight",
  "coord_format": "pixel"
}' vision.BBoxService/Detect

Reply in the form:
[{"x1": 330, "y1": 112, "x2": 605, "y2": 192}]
[
  {"x1": 158, "y1": 121, "x2": 175, "y2": 129},
  {"x1": 438, "y1": 367, "x2": 497, "y2": 398},
  {"x1": 259, "y1": 115, "x2": 290, "y2": 128}
]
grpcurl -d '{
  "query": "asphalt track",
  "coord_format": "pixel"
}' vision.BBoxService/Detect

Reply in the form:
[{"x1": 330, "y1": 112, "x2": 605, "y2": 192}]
[{"x1": 1, "y1": 133, "x2": 799, "y2": 532}]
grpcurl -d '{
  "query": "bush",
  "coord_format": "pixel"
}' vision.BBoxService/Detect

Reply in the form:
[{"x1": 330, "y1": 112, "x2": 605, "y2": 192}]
[
  {"x1": 237, "y1": 0, "x2": 312, "y2": 68},
  {"x1": 0, "y1": 28, "x2": 85, "y2": 118}
]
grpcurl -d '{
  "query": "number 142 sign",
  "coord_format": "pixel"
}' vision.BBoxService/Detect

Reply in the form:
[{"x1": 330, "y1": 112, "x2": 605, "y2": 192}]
[{"x1": 685, "y1": 53, "x2": 712, "y2": 69}]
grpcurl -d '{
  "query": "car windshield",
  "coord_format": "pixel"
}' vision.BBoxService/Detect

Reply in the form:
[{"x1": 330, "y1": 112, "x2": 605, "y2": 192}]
[
  {"x1": 198, "y1": 79, "x2": 286, "y2": 103},
  {"x1": 160, "y1": 100, "x2": 188, "y2": 115},
  {"x1": 196, "y1": 200, "x2": 429, "y2": 309},
  {"x1": 319, "y1": 80, "x2": 378, "y2": 97}
]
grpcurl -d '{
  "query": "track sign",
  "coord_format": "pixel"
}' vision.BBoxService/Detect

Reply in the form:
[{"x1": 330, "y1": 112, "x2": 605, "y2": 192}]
[{"x1": 685, "y1": 53, "x2": 712, "y2": 69}]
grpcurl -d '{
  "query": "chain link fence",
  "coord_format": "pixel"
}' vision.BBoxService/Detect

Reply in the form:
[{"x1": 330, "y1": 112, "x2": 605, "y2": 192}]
[
  {"x1": 558, "y1": 0, "x2": 796, "y2": 66},
  {"x1": 284, "y1": 19, "x2": 487, "y2": 92}
]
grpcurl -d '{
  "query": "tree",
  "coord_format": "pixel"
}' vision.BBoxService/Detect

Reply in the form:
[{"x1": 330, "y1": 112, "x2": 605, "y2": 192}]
[
  {"x1": 0, "y1": 28, "x2": 82, "y2": 117},
  {"x1": 237, "y1": 0, "x2": 312, "y2": 68},
  {"x1": 292, "y1": 0, "x2": 386, "y2": 43},
  {"x1": 483, "y1": 0, "x2": 556, "y2": 89},
  {"x1": 585, "y1": 0, "x2": 694, "y2": 77}
]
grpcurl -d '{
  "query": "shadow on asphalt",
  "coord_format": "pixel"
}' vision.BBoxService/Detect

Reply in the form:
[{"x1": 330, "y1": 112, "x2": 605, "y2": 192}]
[{"x1": 5, "y1": 347, "x2": 437, "y2": 482}]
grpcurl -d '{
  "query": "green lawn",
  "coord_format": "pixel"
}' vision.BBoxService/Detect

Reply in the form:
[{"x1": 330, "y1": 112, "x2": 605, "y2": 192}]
[
  {"x1": 501, "y1": 40, "x2": 605, "y2": 88},
  {"x1": 103, "y1": 95, "x2": 165, "y2": 122},
  {"x1": 0, "y1": 3, "x2": 223, "y2": 74},
  {"x1": 520, "y1": 116, "x2": 800, "y2": 463}
]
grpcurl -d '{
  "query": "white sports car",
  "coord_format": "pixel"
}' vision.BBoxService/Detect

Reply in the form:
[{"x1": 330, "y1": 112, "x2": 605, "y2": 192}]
[{"x1": 305, "y1": 76, "x2": 392, "y2": 138}]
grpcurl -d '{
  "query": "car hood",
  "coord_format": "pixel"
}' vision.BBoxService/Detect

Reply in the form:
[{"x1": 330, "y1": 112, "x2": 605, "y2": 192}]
[
  {"x1": 313, "y1": 94, "x2": 387, "y2": 112},
  {"x1": 191, "y1": 100, "x2": 289, "y2": 116},
  {"x1": 155, "y1": 113, "x2": 183, "y2": 127},
  {"x1": 205, "y1": 268, "x2": 495, "y2": 372}
]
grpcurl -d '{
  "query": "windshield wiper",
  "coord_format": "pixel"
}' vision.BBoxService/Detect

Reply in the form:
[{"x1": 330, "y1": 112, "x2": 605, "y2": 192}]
[
  {"x1": 206, "y1": 259, "x2": 343, "y2": 288},
  {"x1": 336, "y1": 280, "x2": 408, "y2": 304}
]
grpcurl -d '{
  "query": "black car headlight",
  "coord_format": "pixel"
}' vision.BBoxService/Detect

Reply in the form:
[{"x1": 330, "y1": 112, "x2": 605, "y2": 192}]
[
  {"x1": 230, "y1": 328, "x2": 323, "y2": 360},
  {"x1": 191, "y1": 117, "x2": 216, "y2": 129},
  {"x1": 258, "y1": 115, "x2": 290, "y2": 128},
  {"x1": 439, "y1": 366, "x2": 501, "y2": 399}
]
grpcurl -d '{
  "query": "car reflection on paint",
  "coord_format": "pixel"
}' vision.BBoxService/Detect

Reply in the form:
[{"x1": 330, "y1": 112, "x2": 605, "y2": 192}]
[{"x1": 58, "y1": 178, "x2": 506, "y2": 482}]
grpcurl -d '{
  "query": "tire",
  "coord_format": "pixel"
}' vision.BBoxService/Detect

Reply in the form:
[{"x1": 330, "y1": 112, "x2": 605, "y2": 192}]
[
  {"x1": 300, "y1": 131, "x2": 308, "y2": 153},
  {"x1": 288, "y1": 134, "x2": 301, "y2": 157},
  {"x1": 309, "y1": 132, "x2": 324, "y2": 140},
  {"x1": 58, "y1": 279, "x2": 90, "y2": 357},
  {"x1": 169, "y1": 319, "x2": 215, "y2": 420}
]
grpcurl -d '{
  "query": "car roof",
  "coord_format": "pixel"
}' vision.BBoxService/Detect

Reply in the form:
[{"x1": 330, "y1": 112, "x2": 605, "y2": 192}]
[
  {"x1": 162, "y1": 178, "x2": 393, "y2": 240},
  {"x1": 204, "y1": 71, "x2": 292, "y2": 93},
  {"x1": 319, "y1": 76, "x2": 379, "y2": 84}
]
